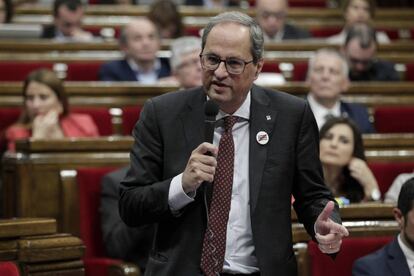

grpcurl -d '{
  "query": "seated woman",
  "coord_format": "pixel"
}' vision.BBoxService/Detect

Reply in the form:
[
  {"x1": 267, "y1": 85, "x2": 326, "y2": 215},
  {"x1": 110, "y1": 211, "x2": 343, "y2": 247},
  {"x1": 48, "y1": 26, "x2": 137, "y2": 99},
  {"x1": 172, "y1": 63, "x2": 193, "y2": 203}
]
[
  {"x1": 5, "y1": 68, "x2": 99, "y2": 151},
  {"x1": 326, "y1": 0, "x2": 390, "y2": 44},
  {"x1": 319, "y1": 117, "x2": 380, "y2": 203}
]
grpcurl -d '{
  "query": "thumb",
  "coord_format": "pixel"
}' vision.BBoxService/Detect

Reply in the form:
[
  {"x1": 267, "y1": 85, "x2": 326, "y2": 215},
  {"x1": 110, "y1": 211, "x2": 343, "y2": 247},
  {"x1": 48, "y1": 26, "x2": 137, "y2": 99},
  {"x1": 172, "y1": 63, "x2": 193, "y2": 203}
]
[{"x1": 318, "y1": 201, "x2": 335, "y2": 222}]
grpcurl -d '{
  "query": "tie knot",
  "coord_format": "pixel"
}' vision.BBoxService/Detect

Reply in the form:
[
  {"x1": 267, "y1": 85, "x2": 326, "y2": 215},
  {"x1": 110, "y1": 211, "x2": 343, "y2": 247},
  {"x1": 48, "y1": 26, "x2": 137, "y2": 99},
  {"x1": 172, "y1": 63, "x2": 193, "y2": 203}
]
[{"x1": 223, "y1": 116, "x2": 238, "y2": 132}]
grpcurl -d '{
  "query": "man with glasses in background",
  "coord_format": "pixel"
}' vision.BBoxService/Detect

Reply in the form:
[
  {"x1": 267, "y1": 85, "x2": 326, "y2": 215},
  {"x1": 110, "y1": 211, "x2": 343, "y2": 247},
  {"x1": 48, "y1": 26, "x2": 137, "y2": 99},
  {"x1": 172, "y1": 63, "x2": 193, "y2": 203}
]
[
  {"x1": 342, "y1": 23, "x2": 400, "y2": 81},
  {"x1": 256, "y1": 0, "x2": 311, "y2": 42},
  {"x1": 119, "y1": 11, "x2": 348, "y2": 276}
]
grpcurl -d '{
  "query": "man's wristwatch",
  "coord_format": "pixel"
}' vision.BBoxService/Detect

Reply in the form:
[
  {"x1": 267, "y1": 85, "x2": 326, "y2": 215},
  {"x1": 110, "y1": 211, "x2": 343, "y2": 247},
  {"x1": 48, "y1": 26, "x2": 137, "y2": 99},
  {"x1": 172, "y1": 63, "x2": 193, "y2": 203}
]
[{"x1": 370, "y1": 188, "x2": 381, "y2": 201}]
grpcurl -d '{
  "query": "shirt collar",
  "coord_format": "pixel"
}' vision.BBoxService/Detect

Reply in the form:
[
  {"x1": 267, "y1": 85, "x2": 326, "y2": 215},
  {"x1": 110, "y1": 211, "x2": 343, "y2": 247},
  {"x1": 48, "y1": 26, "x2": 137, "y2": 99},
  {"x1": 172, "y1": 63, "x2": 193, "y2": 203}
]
[
  {"x1": 307, "y1": 94, "x2": 341, "y2": 117},
  {"x1": 398, "y1": 234, "x2": 414, "y2": 268},
  {"x1": 127, "y1": 58, "x2": 161, "y2": 74}
]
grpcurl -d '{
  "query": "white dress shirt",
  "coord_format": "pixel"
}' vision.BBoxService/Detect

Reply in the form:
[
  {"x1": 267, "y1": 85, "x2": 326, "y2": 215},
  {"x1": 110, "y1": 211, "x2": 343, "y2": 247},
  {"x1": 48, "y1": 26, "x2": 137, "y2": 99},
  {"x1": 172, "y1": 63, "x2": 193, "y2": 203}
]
[
  {"x1": 398, "y1": 234, "x2": 414, "y2": 276},
  {"x1": 307, "y1": 94, "x2": 341, "y2": 130},
  {"x1": 168, "y1": 92, "x2": 259, "y2": 273},
  {"x1": 127, "y1": 58, "x2": 161, "y2": 84}
]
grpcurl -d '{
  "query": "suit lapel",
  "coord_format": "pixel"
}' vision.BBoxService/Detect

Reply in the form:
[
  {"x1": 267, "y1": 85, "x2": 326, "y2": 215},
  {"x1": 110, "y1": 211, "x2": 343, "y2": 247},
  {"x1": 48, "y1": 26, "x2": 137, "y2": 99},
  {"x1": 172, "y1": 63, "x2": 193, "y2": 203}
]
[
  {"x1": 249, "y1": 85, "x2": 277, "y2": 212},
  {"x1": 179, "y1": 88, "x2": 206, "y2": 152},
  {"x1": 386, "y1": 238, "x2": 411, "y2": 276}
]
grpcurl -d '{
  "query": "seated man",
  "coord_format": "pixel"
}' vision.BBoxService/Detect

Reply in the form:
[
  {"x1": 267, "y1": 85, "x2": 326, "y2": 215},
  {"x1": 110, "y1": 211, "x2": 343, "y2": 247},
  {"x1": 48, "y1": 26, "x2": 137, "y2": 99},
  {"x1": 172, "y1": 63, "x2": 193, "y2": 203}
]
[
  {"x1": 42, "y1": 0, "x2": 93, "y2": 41},
  {"x1": 307, "y1": 48, "x2": 374, "y2": 133},
  {"x1": 159, "y1": 36, "x2": 202, "y2": 89},
  {"x1": 353, "y1": 177, "x2": 414, "y2": 276},
  {"x1": 342, "y1": 23, "x2": 400, "y2": 82},
  {"x1": 99, "y1": 17, "x2": 171, "y2": 82},
  {"x1": 385, "y1": 171, "x2": 414, "y2": 204},
  {"x1": 100, "y1": 167, "x2": 155, "y2": 271},
  {"x1": 256, "y1": 0, "x2": 311, "y2": 42}
]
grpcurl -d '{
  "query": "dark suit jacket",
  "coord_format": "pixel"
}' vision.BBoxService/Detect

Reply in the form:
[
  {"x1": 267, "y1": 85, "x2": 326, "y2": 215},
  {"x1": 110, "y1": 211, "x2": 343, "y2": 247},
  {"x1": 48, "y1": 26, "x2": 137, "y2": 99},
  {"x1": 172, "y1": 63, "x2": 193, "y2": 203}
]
[
  {"x1": 100, "y1": 167, "x2": 154, "y2": 270},
  {"x1": 349, "y1": 59, "x2": 400, "y2": 82},
  {"x1": 119, "y1": 85, "x2": 340, "y2": 276},
  {"x1": 340, "y1": 101, "x2": 375, "y2": 133},
  {"x1": 282, "y1": 23, "x2": 312, "y2": 40},
  {"x1": 352, "y1": 237, "x2": 410, "y2": 276},
  {"x1": 41, "y1": 25, "x2": 57, "y2": 39},
  {"x1": 98, "y1": 58, "x2": 171, "y2": 81}
]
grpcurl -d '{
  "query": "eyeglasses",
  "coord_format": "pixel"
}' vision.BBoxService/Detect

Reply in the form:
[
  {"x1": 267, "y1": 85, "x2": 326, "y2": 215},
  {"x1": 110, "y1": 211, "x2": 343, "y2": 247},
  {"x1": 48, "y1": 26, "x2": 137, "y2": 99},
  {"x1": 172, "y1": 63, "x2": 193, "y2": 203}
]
[{"x1": 199, "y1": 54, "x2": 254, "y2": 75}]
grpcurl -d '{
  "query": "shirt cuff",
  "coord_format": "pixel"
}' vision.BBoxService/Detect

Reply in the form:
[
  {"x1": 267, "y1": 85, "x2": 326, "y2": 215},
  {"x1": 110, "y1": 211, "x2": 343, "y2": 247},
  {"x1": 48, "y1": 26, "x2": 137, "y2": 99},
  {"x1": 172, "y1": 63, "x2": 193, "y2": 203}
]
[{"x1": 168, "y1": 173, "x2": 196, "y2": 212}]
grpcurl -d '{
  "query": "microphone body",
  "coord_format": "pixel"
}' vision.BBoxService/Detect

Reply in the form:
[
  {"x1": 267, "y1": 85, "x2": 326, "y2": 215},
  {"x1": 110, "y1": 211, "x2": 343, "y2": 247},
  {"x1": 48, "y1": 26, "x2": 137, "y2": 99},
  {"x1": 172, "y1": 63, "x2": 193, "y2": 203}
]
[{"x1": 204, "y1": 100, "x2": 219, "y2": 145}]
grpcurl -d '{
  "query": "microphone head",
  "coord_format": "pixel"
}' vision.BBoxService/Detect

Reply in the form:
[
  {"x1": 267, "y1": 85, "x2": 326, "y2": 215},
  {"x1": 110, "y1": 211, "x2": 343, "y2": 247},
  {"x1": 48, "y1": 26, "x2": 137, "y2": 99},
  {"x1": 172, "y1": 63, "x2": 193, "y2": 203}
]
[{"x1": 204, "y1": 100, "x2": 219, "y2": 119}]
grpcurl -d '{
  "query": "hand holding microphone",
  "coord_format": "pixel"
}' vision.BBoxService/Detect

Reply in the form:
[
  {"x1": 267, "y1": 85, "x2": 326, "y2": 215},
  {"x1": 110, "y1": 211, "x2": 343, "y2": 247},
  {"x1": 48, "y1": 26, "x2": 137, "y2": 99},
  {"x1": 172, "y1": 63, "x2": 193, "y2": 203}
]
[{"x1": 182, "y1": 100, "x2": 219, "y2": 193}]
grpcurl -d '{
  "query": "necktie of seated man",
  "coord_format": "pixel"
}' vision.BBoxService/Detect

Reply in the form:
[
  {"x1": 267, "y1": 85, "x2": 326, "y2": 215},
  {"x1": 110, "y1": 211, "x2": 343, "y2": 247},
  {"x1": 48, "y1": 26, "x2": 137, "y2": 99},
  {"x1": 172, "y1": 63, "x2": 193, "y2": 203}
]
[{"x1": 201, "y1": 116, "x2": 238, "y2": 276}]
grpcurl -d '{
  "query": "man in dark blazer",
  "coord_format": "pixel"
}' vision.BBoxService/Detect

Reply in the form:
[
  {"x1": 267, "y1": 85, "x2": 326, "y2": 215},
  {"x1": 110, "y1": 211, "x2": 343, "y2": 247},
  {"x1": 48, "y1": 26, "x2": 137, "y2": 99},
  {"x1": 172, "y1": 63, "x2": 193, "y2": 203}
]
[
  {"x1": 353, "y1": 177, "x2": 414, "y2": 276},
  {"x1": 100, "y1": 166, "x2": 154, "y2": 271},
  {"x1": 342, "y1": 23, "x2": 400, "y2": 82},
  {"x1": 119, "y1": 11, "x2": 348, "y2": 276},
  {"x1": 256, "y1": 0, "x2": 311, "y2": 42},
  {"x1": 307, "y1": 48, "x2": 374, "y2": 133},
  {"x1": 41, "y1": 0, "x2": 93, "y2": 41},
  {"x1": 99, "y1": 18, "x2": 171, "y2": 82}
]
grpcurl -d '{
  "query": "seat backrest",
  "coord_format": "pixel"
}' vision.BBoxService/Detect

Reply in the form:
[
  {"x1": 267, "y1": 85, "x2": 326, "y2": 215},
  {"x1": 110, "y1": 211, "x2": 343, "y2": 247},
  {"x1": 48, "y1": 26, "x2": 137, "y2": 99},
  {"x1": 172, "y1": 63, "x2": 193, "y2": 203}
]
[
  {"x1": 0, "y1": 62, "x2": 53, "y2": 81},
  {"x1": 374, "y1": 106, "x2": 414, "y2": 133},
  {"x1": 66, "y1": 62, "x2": 104, "y2": 81},
  {"x1": 406, "y1": 62, "x2": 414, "y2": 81},
  {"x1": 121, "y1": 106, "x2": 143, "y2": 135},
  {"x1": 308, "y1": 236, "x2": 393, "y2": 276},
  {"x1": 0, "y1": 262, "x2": 20, "y2": 276},
  {"x1": 70, "y1": 107, "x2": 114, "y2": 136},
  {"x1": 77, "y1": 167, "x2": 118, "y2": 258},
  {"x1": 368, "y1": 161, "x2": 414, "y2": 196}
]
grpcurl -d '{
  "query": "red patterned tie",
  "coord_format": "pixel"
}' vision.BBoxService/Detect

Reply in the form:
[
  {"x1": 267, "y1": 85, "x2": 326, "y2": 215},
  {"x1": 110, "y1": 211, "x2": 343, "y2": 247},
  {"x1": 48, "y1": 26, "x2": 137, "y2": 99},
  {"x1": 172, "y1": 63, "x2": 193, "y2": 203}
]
[{"x1": 201, "y1": 116, "x2": 238, "y2": 276}]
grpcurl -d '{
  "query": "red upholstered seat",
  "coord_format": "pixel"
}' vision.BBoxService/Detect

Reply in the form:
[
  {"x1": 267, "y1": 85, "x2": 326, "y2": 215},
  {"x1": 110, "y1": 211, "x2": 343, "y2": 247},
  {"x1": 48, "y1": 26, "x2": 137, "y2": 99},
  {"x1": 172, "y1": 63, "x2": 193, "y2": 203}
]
[
  {"x1": 121, "y1": 106, "x2": 142, "y2": 135},
  {"x1": 0, "y1": 62, "x2": 53, "y2": 81},
  {"x1": 309, "y1": 27, "x2": 342, "y2": 38},
  {"x1": 292, "y1": 62, "x2": 309, "y2": 81},
  {"x1": 368, "y1": 161, "x2": 414, "y2": 196},
  {"x1": 77, "y1": 167, "x2": 121, "y2": 275},
  {"x1": 374, "y1": 106, "x2": 414, "y2": 133},
  {"x1": 406, "y1": 62, "x2": 414, "y2": 81},
  {"x1": 70, "y1": 107, "x2": 114, "y2": 136},
  {"x1": 288, "y1": 0, "x2": 326, "y2": 7},
  {"x1": 0, "y1": 262, "x2": 20, "y2": 276},
  {"x1": 308, "y1": 236, "x2": 393, "y2": 276},
  {"x1": 66, "y1": 62, "x2": 104, "y2": 81},
  {"x1": 261, "y1": 62, "x2": 281, "y2": 73}
]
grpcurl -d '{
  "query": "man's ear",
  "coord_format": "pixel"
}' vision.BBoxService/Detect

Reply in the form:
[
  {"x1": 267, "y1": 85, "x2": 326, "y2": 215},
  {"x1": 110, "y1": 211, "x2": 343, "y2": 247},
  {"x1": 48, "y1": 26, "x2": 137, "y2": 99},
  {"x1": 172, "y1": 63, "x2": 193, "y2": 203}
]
[
  {"x1": 255, "y1": 59, "x2": 264, "y2": 78},
  {"x1": 393, "y1": 207, "x2": 404, "y2": 228}
]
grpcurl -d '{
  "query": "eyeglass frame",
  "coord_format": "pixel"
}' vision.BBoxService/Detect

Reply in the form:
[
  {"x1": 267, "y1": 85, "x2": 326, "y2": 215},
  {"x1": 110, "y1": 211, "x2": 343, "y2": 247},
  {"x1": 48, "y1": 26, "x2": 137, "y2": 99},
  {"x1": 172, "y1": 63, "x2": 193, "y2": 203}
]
[{"x1": 199, "y1": 53, "x2": 254, "y2": 75}]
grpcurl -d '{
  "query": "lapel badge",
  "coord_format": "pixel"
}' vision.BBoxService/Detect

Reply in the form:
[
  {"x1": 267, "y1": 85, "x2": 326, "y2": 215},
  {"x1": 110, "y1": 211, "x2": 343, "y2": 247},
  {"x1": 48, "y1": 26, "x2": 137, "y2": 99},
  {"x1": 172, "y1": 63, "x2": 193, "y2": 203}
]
[
  {"x1": 256, "y1": 131, "x2": 269, "y2": 145},
  {"x1": 266, "y1": 115, "x2": 271, "y2": 121}
]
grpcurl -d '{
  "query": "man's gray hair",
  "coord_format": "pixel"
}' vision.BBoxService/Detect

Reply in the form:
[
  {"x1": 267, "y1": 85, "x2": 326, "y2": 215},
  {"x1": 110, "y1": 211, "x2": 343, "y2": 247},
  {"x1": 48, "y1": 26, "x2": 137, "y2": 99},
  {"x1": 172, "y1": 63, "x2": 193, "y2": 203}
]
[
  {"x1": 201, "y1": 11, "x2": 264, "y2": 64},
  {"x1": 344, "y1": 23, "x2": 377, "y2": 49},
  {"x1": 308, "y1": 48, "x2": 349, "y2": 78},
  {"x1": 170, "y1": 36, "x2": 201, "y2": 70}
]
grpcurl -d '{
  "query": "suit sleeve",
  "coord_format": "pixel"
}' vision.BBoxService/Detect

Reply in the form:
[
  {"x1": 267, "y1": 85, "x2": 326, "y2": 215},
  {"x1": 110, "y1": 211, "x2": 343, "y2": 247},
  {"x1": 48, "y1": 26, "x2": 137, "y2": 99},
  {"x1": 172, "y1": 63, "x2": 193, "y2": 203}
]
[
  {"x1": 119, "y1": 99, "x2": 175, "y2": 227},
  {"x1": 292, "y1": 102, "x2": 340, "y2": 237},
  {"x1": 100, "y1": 168, "x2": 154, "y2": 265},
  {"x1": 99, "y1": 62, "x2": 119, "y2": 81},
  {"x1": 352, "y1": 258, "x2": 374, "y2": 276}
]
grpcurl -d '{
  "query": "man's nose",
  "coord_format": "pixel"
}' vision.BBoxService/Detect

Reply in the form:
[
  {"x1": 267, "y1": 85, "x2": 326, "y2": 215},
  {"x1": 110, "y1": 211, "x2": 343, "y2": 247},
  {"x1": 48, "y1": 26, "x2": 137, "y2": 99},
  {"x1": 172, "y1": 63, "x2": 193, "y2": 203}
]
[{"x1": 214, "y1": 61, "x2": 229, "y2": 78}]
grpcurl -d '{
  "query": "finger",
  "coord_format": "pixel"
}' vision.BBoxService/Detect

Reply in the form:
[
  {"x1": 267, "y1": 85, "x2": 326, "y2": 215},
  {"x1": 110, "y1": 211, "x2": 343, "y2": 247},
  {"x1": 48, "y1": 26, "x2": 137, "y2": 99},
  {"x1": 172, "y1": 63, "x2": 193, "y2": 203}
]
[
  {"x1": 317, "y1": 201, "x2": 335, "y2": 222},
  {"x1": 330, "y1": 222, "x2": 349, "y2": 236},
  {"x1": 195, "y1": 142, "x2": 218, "y2": 157},
  {"x1": 315, "y1": 232, "x2": 342, "y2": 245}
]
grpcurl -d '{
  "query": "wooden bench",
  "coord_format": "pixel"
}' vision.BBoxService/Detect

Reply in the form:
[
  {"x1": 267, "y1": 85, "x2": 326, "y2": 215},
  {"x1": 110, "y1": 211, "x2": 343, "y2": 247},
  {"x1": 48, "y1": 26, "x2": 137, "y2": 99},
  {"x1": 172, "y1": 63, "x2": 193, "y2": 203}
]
[{"x1": 2, "y1": 137, "x2": 414, "y2": 234}]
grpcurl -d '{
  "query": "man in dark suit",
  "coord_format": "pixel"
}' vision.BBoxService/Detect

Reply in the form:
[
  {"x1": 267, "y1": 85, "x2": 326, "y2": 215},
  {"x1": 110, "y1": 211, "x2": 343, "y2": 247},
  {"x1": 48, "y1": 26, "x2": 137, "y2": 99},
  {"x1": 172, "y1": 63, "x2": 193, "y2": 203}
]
[
  {"x1": 307, "y1": 48, "x2": 374, "y2": 133},
  {"x1": 41, "y1": 0, "x2": 93, "y2": 41},
  {"x1": 99, "y1": 18, "x2": 171, "y2": 82},
  {"x1": 119, "y1": 11, "x2": 348, "y2": 276},
  {"x1": 100, "y1": 167, "x2": 154, "y2": 272},
  {"x1": 342, "y1": 23, "x2": 400, "y2": 82},
  {"x1": 256, "y1": 0, "x2": 311, "y2": 42},
  {"x1": 353, "y1": 177, "x2": 414, "y2": 276}
]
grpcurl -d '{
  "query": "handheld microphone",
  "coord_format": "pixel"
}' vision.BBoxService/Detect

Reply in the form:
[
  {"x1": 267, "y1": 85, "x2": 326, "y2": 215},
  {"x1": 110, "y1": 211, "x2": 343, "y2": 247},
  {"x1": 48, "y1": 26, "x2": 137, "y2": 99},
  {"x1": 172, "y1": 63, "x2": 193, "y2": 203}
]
[{"x1": 204, "y1": 100, "x2": 219, "y2": 145}]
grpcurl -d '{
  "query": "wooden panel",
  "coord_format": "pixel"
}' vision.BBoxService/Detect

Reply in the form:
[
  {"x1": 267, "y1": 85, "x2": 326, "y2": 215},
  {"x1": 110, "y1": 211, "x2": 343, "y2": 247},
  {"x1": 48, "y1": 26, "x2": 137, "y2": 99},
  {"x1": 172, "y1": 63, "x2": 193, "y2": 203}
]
[{"x1": 0, "y1": 218, "x2": 56, "y2": 238}]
